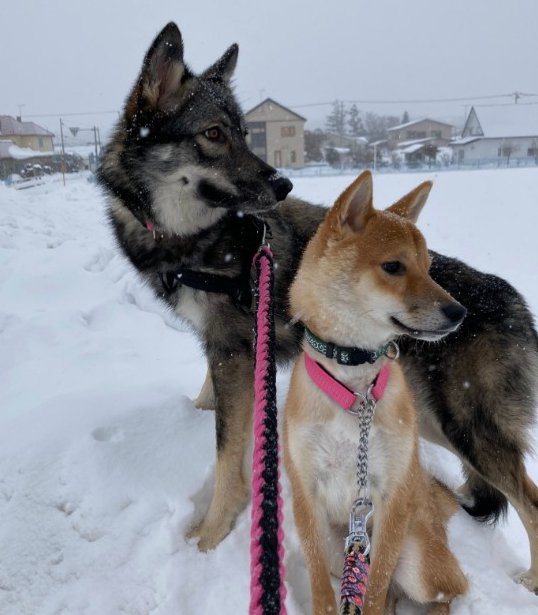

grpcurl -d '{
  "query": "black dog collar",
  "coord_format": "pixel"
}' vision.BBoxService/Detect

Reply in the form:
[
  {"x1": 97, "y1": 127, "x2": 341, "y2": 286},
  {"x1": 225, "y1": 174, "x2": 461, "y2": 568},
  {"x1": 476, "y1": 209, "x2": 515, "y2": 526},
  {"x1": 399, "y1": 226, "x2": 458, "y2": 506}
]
[{"x1": 304, "y1": 326, "x2": 399, "y2": 366}]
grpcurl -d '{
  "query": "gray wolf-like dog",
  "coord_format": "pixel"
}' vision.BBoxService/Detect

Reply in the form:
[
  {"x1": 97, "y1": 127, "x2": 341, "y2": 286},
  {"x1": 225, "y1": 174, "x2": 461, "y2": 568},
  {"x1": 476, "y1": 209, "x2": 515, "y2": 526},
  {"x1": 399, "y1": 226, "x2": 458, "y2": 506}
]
[{"x1": 98, "y1": 22, "x2": 538, "y2": 592}]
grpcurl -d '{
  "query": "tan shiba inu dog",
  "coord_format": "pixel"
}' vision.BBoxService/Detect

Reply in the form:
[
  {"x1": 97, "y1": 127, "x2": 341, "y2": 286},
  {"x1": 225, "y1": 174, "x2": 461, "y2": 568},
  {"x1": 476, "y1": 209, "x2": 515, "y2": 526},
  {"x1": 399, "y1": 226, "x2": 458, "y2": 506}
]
[{"x1": 284, "y1": 171, "x2": 469, "y2": 614}]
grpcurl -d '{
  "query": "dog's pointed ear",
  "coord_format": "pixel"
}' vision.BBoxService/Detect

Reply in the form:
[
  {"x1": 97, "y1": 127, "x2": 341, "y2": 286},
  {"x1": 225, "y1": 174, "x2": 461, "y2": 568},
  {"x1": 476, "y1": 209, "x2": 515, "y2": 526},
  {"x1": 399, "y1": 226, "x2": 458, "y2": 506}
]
[
  {"x1": 387, "y1": 181, "x2": 432, "y2": 223},
  {"x1": 329, "y1": 170, "x2": 374, "y2": 234},
  {"x1": 134, "y1": 22, "x2": 186, "y2": 112},
  {"x1": 202, "y1": 44, "x2": 239, "y2": 83}
]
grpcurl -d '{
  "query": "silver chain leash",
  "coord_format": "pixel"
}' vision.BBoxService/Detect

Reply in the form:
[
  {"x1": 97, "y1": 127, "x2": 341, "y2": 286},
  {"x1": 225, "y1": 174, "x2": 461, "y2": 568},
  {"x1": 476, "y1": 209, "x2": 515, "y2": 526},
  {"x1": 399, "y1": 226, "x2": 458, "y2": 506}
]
[{"x1": 345, "y1": 392, "x2": 377, "y2": 553}]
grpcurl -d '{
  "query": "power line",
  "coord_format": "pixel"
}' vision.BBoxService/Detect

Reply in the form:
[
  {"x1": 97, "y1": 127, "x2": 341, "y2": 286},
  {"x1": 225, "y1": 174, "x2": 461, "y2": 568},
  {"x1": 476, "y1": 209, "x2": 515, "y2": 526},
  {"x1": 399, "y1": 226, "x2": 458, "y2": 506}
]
[
  {"x1": 290, "y1": 92, "x2": 538, "y2": 109},
  {"x1": 24, "y1": 110, "x2": 120, "y2": 119}
]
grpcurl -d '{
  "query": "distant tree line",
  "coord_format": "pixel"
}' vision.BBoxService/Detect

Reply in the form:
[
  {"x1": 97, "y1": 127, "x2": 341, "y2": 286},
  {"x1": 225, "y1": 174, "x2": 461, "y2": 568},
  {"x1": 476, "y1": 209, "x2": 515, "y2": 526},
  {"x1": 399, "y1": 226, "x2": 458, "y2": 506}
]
[{"x1": 305, "y1": 101, "x2": 409, "y2": 165}]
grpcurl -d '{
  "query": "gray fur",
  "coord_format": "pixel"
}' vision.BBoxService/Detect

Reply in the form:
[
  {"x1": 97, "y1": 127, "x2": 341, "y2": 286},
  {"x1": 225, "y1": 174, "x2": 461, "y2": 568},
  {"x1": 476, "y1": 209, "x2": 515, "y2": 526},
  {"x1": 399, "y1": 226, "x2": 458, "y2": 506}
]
[{"x1": 98, "y1": 23, "x2": 538, "y2": 576}]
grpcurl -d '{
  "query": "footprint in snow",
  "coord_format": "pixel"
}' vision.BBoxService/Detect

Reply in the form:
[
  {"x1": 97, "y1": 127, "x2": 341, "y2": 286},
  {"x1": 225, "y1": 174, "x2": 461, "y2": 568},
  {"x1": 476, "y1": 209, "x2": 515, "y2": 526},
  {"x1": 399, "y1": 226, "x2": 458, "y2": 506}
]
[{"x1": 92, "y1": 426, "x2": 124, "y2": 443}]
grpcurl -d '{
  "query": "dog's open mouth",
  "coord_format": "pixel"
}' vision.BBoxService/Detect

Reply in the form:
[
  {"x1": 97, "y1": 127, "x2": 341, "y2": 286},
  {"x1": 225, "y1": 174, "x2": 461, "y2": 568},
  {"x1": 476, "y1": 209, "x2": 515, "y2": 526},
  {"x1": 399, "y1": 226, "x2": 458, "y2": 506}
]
[{"x1": 390, "y1": 316, "x2": 457, "y2": 341}]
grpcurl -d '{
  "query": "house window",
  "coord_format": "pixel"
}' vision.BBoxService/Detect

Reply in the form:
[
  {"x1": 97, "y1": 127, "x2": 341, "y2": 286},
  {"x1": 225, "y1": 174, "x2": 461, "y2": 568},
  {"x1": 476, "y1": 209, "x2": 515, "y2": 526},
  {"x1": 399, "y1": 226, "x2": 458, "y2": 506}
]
[
  {"x1": 281, "y1": 126, "x2": 296, "y2": 137},
  {"x1": 39, "y1": 138, "x2": 44, "y2": 148},
  {"x1": 528, "y1": 147, "x2": 538, "y2": 157},
  {"x1": 290, "y1": 151, "x2": 296, "y2": 164},
  {"x1": 431, "y1": 130, "x2": 442, "y2": 139},
  {"x1": 251, "y1": 132, "x2": 266, "y2": 148}
]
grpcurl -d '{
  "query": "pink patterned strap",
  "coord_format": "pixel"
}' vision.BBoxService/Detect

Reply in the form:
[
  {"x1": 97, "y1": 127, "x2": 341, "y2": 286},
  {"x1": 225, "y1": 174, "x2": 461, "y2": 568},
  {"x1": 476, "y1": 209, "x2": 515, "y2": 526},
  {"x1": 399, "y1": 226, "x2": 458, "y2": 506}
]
[
  {"x1": 340, "y1": 545, "x2": 370, "y2": 612},
  {"x1": 304, "y1": 353, "x2": 390, "y2": 412}
]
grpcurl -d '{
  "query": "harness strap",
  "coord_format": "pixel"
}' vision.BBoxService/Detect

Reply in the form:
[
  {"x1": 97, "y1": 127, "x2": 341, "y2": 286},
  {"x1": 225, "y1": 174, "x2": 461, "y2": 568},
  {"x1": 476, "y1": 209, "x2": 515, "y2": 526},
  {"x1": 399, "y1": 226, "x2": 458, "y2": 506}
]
[
  {"x1": 158, "y1": 269, "x2": 253, "y2": 307},
  {"x1": 157, "y1": 216, "x2": 269, "y2": 309}
]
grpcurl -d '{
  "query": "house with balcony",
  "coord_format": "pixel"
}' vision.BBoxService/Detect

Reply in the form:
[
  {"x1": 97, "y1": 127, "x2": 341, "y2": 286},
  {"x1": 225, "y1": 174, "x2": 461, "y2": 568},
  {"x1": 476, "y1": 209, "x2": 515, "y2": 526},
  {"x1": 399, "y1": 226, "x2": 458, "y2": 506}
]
[
  {"x1": 245, "y1": 98, "x2": 306, "y2": 169},
  {"x1": 387, "y1": 118, "x2": 454, "y2": 165}
]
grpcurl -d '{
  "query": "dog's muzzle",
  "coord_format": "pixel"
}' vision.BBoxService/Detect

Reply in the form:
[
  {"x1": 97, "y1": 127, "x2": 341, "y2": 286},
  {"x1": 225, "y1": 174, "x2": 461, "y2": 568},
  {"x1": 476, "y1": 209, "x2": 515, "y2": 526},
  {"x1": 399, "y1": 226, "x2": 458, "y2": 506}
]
[{"x1": 269, "y1": 174, "x2": 293, "y2": 201}]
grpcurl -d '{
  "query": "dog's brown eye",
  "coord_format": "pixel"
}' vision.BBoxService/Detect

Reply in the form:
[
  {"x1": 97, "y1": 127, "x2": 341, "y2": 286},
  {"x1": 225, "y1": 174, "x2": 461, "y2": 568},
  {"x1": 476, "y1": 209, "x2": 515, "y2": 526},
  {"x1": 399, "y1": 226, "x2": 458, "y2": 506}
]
[
  {"x1": 382, "y1": 261, "x2": 405, "y2": 275},
  {"x1": 204, "y1": 126, "x2": 224, "y2": 142}
]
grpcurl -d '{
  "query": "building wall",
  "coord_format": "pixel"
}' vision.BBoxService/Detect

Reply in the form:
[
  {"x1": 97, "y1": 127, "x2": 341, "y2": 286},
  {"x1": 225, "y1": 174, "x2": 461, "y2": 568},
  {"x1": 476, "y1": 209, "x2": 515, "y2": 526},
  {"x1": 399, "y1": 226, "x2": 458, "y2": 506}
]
[
  {"x1": 388, "y1": 120, "x2": 453, "y2": 149},
  {"x1": 265, "y1": 120, "x2": 304, "y2": 168},
  {"x1": 4, "y1": 134, "x2": 54, "y2": 152},
  {"x1": 452, "y1": 136, "x2": 538, "y2": 161},
  {"x1": 245, "y1": 100, "x2": 305, "y2": 168}
]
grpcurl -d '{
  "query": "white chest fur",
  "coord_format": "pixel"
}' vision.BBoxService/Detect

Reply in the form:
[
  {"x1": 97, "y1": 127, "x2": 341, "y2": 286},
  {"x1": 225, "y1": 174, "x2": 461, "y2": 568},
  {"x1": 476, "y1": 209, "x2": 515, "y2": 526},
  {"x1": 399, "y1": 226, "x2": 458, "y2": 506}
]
[{"x1": 289, "y1": 391, "x2": 411, "y2": 527}]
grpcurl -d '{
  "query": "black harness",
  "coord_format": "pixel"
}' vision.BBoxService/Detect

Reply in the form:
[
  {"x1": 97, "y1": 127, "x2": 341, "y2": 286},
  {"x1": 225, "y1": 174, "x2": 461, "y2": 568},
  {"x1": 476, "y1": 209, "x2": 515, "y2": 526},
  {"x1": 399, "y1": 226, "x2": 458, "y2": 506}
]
[{"x1": 156, "y1": 216, "x2": 268, "y2": 309}]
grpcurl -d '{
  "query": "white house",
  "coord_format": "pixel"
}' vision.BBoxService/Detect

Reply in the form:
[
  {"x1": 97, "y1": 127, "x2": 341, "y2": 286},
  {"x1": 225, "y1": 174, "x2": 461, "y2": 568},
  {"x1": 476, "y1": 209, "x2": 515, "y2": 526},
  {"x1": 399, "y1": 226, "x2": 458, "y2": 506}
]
[{"x1": 451, "y1": 105, "x2": 538, "y2": 164}]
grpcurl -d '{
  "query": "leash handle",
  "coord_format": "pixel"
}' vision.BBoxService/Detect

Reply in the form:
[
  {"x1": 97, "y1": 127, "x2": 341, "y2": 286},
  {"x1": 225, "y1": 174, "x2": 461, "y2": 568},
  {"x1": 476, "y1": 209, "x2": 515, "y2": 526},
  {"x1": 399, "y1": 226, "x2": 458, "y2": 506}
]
[{"x1": 250, "y1": 244, "x2": 287, "y2": 615}]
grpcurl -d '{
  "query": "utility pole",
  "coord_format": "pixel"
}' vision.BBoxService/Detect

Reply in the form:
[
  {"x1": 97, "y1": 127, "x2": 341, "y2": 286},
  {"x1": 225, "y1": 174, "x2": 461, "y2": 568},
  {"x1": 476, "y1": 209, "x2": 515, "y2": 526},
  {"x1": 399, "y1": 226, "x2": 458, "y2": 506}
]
[
  {"x1": 17, "y1": 103, "x2": 25, "y2": 121},
  {"x1": 93, "y1": 126, "x2": 98, "y2": 160},
  {"x1": 59, "y1": 118, "x2": 66, "y2": 187}
]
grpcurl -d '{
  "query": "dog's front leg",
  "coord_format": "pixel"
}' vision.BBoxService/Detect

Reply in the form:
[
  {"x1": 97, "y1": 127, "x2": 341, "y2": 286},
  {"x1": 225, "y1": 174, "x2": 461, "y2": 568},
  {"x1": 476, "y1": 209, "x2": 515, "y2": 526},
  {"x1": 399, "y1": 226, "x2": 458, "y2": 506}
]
[
  {"x1": 363, "y1": 494, "x2": 412, "y2": 615},
  {"x1": 187, "y1": 353, "x2": 253, "y2": 551}
]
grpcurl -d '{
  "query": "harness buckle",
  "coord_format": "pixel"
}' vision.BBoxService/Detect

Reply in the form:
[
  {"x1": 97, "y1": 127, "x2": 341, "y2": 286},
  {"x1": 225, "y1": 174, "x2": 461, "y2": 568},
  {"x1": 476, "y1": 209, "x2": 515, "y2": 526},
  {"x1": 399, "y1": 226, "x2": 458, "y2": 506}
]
[{"x1": 345, "y1": 497, "x2": 374, "y2": 554}]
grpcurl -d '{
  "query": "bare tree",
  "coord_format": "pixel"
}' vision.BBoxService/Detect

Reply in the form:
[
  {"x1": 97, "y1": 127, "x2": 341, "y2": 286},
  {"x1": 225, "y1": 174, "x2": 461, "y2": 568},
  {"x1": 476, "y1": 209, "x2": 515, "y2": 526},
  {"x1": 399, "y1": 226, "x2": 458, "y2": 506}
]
[
  {"x1": 363, "y1": 112, "x2": 400, "y2": 142},
  {"x1": 304, "y1": 129, "x2": 325, "y2": 162}
]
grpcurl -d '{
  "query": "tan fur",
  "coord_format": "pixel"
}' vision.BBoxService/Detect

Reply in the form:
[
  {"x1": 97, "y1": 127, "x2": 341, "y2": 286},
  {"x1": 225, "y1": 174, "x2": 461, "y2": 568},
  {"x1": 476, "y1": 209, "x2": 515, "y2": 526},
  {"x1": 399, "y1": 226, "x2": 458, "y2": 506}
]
[
  {"x1": 187, "y1": 357, "x2": 253, "y2": 550},
  {"x1": 193, "y1": 369, "x2": 215, "y2": 410},
  {"x1": 284, "y1": 172, "x2": 468, "y2": 613}
]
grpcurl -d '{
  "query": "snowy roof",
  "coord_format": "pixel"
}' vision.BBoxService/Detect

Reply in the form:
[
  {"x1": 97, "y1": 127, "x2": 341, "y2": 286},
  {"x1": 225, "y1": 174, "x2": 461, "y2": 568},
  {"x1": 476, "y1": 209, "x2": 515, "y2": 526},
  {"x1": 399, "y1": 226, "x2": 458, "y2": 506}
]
[
  {"x1": 0, "y1": 139, "x2": 54, "y2": 160},
  {"x1": 395, "y1": 137, "x2": 433, "y2": 148},
  {"x1": 450, "y1": 137, "x2": 480, "y2": 146},
  {"x1": 464, "y1": 105, "x2": 538, "y2": 139},
  {"x1": 0, "y1": 115, "x2": 54, "y2": 137},
  {"x1": 244, "y1": 98, "x2": 306, "y2": 122},
  {"x1": 400, "y1": 142, "x2": 426, "y2": 154},
  {"x1": 387, "y1": 117, "x2": 454, "y2": 132}
]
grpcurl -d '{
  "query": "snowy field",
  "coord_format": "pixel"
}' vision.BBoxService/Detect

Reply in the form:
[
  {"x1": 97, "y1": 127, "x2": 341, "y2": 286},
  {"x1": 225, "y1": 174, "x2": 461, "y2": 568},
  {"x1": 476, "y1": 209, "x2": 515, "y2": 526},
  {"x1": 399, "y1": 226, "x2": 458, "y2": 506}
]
[{"x1": 1, "y1": 168, "x2": 538, "y2": 614}]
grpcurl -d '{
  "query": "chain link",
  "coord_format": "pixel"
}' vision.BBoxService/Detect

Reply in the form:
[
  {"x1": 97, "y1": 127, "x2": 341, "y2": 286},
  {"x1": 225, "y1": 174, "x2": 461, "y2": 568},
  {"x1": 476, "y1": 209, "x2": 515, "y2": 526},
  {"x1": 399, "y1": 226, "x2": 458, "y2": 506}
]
[{"x1": 355, "y1": 396, "x2": 376, "y2": 497}]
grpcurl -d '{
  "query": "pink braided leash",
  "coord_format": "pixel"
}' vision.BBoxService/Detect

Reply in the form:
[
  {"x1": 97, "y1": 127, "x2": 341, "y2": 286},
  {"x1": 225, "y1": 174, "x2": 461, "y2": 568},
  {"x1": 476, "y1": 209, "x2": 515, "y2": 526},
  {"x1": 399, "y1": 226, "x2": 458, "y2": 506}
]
[{"x1": 250, "y1": 244, "x2": 287, "y2": 615}]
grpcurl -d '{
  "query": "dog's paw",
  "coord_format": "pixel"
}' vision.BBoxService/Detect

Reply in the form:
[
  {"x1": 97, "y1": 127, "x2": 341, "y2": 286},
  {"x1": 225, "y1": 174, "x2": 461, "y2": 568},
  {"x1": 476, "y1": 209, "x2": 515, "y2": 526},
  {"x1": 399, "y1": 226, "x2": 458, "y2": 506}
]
[
  {"x1": 192, "y1": 395, "x2": 215, "y2": 411},
  {"x1": 185, "y1": 522, "x2": 229, "y2": 552},
  {"x1": 514, "y1": 569, "x2": 538, "y2": 594}
]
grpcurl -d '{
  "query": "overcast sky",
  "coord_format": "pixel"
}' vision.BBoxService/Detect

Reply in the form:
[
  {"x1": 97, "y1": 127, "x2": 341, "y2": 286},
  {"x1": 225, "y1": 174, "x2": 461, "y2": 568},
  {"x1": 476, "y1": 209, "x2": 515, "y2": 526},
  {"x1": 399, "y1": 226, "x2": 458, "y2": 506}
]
[{"x1": 2, "y1": 0, "x2": 538, "y2": 138}]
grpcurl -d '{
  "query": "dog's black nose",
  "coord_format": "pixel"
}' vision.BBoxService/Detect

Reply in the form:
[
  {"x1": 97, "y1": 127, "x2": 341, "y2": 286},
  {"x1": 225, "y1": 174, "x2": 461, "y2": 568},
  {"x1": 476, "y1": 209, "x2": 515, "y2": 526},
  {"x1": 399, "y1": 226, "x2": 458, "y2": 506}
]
[
  {"x1": 442, "y1": 303, "x2": 467, "y2": 324},
  {"x1": 269, "y1": 175, "x2": 293, "y2": 202}
]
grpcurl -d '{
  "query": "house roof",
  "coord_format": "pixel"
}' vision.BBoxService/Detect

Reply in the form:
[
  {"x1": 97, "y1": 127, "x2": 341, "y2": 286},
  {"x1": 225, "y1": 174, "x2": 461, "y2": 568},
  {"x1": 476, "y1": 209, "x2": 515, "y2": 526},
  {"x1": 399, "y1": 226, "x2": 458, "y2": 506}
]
[
  {"x1": 463, "y1": 105, "x2": 538, "y2": 139},
  {"x1": 450, "y1": 136, "x2": 480, "y2": 146},
  {"x1": 0, "y1": 115, "x2": 54, "y2": 137},
  {"x1": 244, "y1": 98, "x2": 306, "y2": 122},
  {"x1": 387, "y1": 117, "x2": 454, "y2": 132},
  {"x1": 0, "y1": 139, "x2": 54, "y2": 160}
]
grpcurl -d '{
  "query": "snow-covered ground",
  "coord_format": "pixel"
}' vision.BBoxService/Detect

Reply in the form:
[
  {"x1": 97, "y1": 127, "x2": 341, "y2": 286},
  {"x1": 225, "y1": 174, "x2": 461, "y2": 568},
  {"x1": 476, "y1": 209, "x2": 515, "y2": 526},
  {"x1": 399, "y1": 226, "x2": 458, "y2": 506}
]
[{"x1": 1, "y1": 168, "x2": 538, "y2": 614}]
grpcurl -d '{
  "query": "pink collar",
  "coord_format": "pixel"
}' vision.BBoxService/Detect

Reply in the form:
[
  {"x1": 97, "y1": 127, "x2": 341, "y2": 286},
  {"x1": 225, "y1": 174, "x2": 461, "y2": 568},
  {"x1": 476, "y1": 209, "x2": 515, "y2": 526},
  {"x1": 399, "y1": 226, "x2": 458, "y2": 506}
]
[{"x1": 304, "y1": 352, "x2": 390, "y2": 413}]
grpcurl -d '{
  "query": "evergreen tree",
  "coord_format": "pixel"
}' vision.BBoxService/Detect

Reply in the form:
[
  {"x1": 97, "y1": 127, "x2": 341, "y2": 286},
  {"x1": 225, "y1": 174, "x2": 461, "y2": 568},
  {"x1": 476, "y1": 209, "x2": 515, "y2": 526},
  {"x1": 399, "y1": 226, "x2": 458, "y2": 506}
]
[
  {"x1": 348, "y1": 104, "x2": 364, "y2": 137},
  {"x1": 401, "y1": 110, "x2": 410, "y2": 124},
  {"x1": 325, "y1": 100, "x2": 347, "y2": 143}
]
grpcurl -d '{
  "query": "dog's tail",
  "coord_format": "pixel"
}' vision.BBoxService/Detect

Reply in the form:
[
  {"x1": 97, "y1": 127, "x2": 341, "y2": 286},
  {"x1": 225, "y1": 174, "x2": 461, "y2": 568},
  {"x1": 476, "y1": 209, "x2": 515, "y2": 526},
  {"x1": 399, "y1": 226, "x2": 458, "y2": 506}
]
[{"x1": 460, "y1": 474, "x2": 508, "y2": 523}]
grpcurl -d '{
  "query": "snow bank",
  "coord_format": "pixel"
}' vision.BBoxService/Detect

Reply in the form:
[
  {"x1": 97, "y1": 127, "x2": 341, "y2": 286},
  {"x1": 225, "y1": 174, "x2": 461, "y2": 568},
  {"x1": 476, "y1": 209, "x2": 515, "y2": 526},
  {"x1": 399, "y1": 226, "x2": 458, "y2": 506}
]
[{"x1": 1, "y1": 169, "x2": 537, "y2": 613}]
